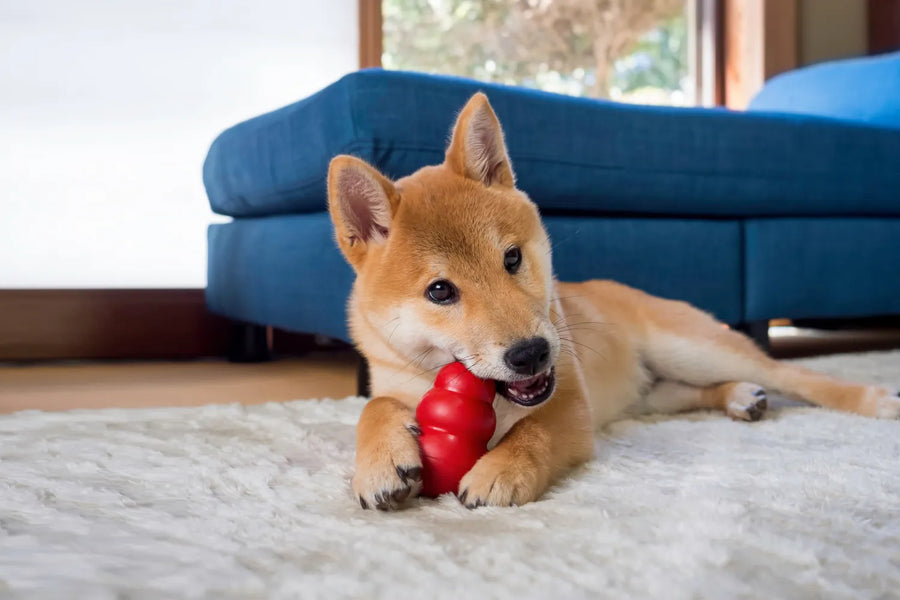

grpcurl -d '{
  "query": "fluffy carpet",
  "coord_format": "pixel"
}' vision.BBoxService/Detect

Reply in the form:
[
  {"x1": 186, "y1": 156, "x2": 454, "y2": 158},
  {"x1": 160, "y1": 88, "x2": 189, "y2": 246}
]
[{"x1": 1, "y1": 351, "x2": 899, "y2": 599}]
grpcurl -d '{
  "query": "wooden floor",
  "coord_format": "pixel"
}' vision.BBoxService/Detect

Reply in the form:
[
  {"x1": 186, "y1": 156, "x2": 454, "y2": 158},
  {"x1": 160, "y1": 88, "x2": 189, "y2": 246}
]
[
  {"x1": 1, "y1": 327, "x2": 899, "y2": 415},
  {"x1": 0, "y1": 351, "x2": 359, "y2": 414}
]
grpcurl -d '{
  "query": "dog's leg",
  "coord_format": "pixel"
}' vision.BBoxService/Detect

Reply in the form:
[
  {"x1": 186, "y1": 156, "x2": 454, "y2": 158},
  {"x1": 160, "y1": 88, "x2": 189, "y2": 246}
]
[
  {"x1": 457, "y1": 361, "x2": 595, "y2": 508},
  {"x1": 353, "y1": 396, "x2": 423, "y2": 510},
  {"x1": 645, "y1": 380, "x2": 768, "y2": 421},
  {"x1": 642, "y1": 301, "x2": 900, "y2": 419}
]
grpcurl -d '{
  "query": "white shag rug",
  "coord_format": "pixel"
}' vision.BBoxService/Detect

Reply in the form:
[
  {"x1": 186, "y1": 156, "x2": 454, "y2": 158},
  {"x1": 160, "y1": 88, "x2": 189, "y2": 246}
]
[{"x1": 2, "y1": 352, "x2": 899, "y2": 599}]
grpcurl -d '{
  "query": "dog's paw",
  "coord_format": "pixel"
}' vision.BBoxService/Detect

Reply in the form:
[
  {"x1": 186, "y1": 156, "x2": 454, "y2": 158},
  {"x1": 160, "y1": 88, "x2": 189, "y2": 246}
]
[
  {"x1": 353, "y1": 423, "x2": 423, "y2": 511},
  {"x1": 724, "y1": 382, "x2": 768, "y2": 422},
  {"x1": 457, "y1": 447, "x2": 544, "y2": 508},
  {"x1": 866, "y1": 386, "x2": 900, "y2": 419}
]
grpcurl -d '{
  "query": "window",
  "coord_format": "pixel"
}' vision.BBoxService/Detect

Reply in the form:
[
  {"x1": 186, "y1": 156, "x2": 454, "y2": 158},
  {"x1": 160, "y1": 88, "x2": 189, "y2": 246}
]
[
  {"x1": 382, "y1": 0, "x2": 712, "y2": 106},
  {"x1": 1, "y1": 0, "x2": 357, "y2": 288}
]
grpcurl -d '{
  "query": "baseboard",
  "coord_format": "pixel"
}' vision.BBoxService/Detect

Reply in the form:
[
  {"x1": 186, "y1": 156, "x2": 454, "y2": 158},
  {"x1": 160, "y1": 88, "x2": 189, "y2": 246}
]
[{"x1": 0, "y1": 289, "x2": 232, "y2": 361}]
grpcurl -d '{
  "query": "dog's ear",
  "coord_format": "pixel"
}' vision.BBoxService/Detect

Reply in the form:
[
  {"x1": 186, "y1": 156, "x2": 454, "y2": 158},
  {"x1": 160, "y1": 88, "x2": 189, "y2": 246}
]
[
  {"x1": 445, "y1": 92, "x2": 515, "y2": 188},
  {"x1": 328, "y1": 155, "x2": 399, "y2": 268}
]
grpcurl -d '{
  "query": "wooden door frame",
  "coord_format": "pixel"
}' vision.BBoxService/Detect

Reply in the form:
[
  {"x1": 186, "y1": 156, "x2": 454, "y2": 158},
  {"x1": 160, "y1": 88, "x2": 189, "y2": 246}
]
[
  {"x1": 869, "y1": 0, "x2": 900, "y2": 55},
  {"x1": 722, "y1": 0, "x2": 797, "y2": 109},
  {"x1": 359, "y1": 0, "x2": 383, "y2": 68}
]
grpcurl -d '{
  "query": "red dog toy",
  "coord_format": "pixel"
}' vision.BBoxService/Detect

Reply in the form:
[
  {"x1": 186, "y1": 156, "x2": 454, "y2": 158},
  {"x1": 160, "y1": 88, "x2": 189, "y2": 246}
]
[{"x1": 415, "y1": 362, "x2": 496, "y2": 497}]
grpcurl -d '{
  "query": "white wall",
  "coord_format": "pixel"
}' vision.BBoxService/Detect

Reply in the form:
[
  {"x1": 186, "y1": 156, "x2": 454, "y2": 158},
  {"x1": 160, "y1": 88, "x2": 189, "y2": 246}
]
[{"x1": 0, "y1": 0, "x2": 357, "y2": 288}]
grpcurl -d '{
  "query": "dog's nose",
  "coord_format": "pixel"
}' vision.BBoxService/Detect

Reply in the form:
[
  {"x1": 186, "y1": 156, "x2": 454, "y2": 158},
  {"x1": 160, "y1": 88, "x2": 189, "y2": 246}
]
[{"x1": 504, "y1": 337, "x2": 551, "y2": 376}]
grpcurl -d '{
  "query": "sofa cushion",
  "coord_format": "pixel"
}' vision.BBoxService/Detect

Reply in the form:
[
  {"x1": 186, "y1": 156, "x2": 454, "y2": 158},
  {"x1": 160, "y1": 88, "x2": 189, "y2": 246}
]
[
  {"x1": 203, "y1": 69, "x2": 900, "y2": 219},
  {"x1": 207, "y1": 214, "x2": 356, "y2": 341},
  {"x1": 205, "y1": 213, "x2": 743, "y2": 341},
  {"x1": 748, "y1": 52, "x2": 900, "y2": 130},
  {"x1": 744, "y1": 218, "x2": 900, "y2": 322}
]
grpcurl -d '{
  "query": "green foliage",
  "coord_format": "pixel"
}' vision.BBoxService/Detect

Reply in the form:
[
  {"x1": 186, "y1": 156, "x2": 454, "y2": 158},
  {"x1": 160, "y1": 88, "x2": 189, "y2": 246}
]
[
  {"x1": 382, "y1": 0, "x2": 517, "y2": 82},
  {"x1": 382, "y1": 0, "x2": 689, "y2": 104},
  {"x1": 612, "y1": 14, "x2": 687, "y2": 94}
]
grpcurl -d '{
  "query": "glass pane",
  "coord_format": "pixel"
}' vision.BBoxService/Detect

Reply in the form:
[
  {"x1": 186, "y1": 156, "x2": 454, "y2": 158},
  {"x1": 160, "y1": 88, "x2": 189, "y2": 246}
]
[
  {"x1": 383, "y1": 0, "x2": 693, "y2": 106},
  {"x1": 1, "y1": 0, "x2": 357, "y2": 288}
]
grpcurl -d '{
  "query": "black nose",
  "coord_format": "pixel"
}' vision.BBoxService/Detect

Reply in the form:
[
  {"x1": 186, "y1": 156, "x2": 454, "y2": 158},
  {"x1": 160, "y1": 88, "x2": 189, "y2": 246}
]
[{"x1": 504, "y1": 337, "x2": 551, "y2": 376}]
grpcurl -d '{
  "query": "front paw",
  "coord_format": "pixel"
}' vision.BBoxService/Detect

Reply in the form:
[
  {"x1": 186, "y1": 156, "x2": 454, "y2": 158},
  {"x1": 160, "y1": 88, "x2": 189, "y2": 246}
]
[
  {"x1": 457, "y1": 447, "x2": 545, "y2": 508},
  {"x1": 353, "y1": 424, "x2": 423, "y2": 511}
]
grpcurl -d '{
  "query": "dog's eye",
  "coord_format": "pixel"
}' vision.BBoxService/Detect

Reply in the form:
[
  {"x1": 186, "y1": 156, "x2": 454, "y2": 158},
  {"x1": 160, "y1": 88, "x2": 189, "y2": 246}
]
[
  {"x1": 426, "y1": 280, "x2": 458, "y2": 305},
  {"x1": 504, "y1": 246, "x2": 522, "y2": 274}
]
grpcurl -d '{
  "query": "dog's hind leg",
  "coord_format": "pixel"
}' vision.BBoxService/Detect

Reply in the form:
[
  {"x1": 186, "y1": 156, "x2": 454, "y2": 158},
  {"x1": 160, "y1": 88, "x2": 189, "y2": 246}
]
[
  {"x1": 639, "y1": 297, "x2": 900, "y2": 419},
  {"x1": 644, "y1": 380, "x2": 768, "y2": 421}
]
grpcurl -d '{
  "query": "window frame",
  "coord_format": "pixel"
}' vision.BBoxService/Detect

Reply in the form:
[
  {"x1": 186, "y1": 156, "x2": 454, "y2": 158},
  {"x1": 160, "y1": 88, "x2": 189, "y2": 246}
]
[
  {"x1": 360, "y1": 0, "x2": 811, "y2": 109},
  {"x1": 362, "y1": 0, "x2": 721, "y2": 105}
]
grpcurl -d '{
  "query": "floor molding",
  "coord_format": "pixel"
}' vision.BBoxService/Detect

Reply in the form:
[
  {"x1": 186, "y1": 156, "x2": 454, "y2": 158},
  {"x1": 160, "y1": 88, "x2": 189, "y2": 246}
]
[{"x1": 0, "y1": 289, "x2": 233, "y2": 361}]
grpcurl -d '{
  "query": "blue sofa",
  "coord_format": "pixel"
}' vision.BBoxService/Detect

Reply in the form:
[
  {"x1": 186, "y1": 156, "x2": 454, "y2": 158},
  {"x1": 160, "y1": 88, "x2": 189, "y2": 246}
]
[{"x1": 203, "y1": 53, "x2": 900, "y2": 354}]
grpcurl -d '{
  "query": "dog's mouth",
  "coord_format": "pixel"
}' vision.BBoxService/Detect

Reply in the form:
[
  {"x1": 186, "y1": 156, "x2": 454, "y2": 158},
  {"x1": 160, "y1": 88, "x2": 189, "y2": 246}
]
[{"x1": 496, "y1": 368, "x2": 556, "y2": 407}]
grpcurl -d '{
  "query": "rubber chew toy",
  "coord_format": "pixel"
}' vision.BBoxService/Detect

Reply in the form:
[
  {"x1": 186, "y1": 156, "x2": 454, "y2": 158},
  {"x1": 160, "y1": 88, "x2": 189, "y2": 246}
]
[{"x1": 415, "y1": 362, "x2": 496, "y2": 497}]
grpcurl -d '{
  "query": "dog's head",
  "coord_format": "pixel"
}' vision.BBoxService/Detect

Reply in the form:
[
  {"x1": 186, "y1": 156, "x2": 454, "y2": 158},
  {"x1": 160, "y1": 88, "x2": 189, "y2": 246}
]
[{"x1": 328, "y1": 93, "x2": 558, "y2": 406}]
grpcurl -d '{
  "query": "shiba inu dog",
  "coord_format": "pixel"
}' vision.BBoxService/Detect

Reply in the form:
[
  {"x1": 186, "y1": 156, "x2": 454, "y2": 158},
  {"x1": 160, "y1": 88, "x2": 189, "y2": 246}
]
[{"x1": 327, "y1": 93, "x2": 900, "y2": 511}]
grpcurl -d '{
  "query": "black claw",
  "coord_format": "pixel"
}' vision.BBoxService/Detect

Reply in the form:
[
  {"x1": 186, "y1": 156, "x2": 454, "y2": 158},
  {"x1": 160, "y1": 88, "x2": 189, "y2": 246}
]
[
  {"x1": 746, "y1": 399, "x2": 766, "y2": 421},
  {"x1": 359, "y1": 495, "x2": 369, "y2": 509},
  {"x1": 407, "y1": 424, "x2": 422, "y2": 436},
  {"x1": 405, "y1": 466, "x2": 422, "y2": 482},
  {"x1": 395, "y1": 465, "x2": 422, "y2": 484},
  {"x1": 458, "y1": 489, "x2": 468, "y2": 505},
  {"x1": 753, "y1": 388, "x2": 766, "y2": 398},
  {"x1": 392, "y1": 487, "x2": 410, "y2": 504},
  {"x1": 374, "y1": 487, "x2": 409, "y2": 511}
]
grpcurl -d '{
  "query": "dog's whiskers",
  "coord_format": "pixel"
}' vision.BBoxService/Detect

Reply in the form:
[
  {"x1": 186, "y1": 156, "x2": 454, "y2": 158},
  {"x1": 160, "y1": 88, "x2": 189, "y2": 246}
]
[
  {"x1": 388, "y1": 347, "x2": 436, "y2": 384},
  {"x1": 554, "y1": 321, "x2": 611, "y2": 332},
  {"x1": 557, "y1": 336, "x2": 607, "y2": 362},
  {"x1": 385, "y1": 317, "x2": 402, "y2": 346},
  {"x1": 549, "y1": 295, "x2": 585, "y2": 303},
  {"x1": 394, "y1": 352, "x2": 482, "y2": 389},
  {"x1": 557, "y1": 346, "x2": 583, "y2": 368},
  {"x1": 545, "y1": 232, "x2": 580, "y2": 256}
]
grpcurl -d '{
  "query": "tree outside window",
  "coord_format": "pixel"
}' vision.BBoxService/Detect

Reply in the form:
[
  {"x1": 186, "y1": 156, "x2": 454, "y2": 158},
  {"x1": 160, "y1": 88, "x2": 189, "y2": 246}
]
[{"x1": 383, "y1": 0, "x2": 691, "y2": 105}]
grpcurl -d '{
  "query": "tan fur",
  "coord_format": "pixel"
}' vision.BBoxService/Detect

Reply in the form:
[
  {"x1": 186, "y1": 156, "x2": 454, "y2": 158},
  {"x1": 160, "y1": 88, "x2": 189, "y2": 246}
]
[
  {"x1": 328, "y1": 94, "x2": 900, "y2": 510},
  {"x1": 351, "y1": 396, "x2": 422, "y2": 510}
]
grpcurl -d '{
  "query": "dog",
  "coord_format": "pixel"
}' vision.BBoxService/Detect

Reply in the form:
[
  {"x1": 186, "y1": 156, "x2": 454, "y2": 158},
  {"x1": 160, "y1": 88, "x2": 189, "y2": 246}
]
[{"x1": 327, "y1": 92, "x2": 900, "y2": 511}]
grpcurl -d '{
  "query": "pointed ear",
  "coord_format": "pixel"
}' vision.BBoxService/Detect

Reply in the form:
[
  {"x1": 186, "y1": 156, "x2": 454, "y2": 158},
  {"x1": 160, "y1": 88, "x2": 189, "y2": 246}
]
[
  {"x1": 327, "y1": 155, "x2": 399, "y2": 268},
  {"x1": 445, "y1": 93, "x2": 515, "y2": 188}
]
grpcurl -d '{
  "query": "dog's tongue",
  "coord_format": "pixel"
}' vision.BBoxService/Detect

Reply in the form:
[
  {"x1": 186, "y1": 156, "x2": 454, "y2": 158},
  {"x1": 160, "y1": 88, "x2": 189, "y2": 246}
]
[{"x1": 509, "y1": 372, "x2": 546, "y2": 393}]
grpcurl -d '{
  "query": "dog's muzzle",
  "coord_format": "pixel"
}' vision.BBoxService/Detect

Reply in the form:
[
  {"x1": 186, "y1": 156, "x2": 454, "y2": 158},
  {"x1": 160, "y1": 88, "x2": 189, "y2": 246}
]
[{"x1": 496, "y1": 368, "x2": 556, "y2": 407}]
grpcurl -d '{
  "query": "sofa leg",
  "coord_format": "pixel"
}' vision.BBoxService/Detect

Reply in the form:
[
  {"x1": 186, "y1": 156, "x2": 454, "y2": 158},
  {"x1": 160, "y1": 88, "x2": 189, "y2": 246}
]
[
  {"x1": 357, "y1": 354, "x2": 371, "y2": 398},
  {"x1": 734, "y1": 320, "x2": 770, "y2": 354},
  {"x1": 227, "y1": 322, "x2": 272, "y2": 363}
]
